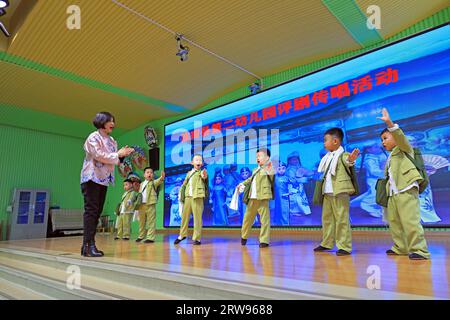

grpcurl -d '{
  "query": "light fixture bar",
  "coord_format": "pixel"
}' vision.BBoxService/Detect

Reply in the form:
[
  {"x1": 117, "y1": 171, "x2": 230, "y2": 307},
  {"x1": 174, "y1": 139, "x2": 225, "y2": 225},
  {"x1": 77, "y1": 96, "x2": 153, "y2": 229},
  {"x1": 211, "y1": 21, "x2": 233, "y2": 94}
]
[
  {"x1": 111, "y1": 0, "x2": 264, "y2": 88},
  {"x1": 0, "y1": 1, "x2": 9, "y2": 9},
  {"x1": 0, "y1": 21, "x2": 10, "y2": 37}
]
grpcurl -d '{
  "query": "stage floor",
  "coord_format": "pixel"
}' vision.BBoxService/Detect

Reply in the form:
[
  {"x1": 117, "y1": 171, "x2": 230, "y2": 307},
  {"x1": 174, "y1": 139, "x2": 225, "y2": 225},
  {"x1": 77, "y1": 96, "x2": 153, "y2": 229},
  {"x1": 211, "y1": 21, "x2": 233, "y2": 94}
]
[{"x1": 0, "y1": 230, "x2": 449, "y2": 299}]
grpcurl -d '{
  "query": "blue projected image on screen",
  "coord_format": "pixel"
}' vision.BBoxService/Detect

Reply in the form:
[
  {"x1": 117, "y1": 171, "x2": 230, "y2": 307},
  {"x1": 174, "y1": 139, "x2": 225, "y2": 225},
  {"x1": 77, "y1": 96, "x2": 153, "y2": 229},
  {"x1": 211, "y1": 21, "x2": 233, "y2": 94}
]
[{"x1": 164, "y1": 25, "x2": 450, "y2": 227}]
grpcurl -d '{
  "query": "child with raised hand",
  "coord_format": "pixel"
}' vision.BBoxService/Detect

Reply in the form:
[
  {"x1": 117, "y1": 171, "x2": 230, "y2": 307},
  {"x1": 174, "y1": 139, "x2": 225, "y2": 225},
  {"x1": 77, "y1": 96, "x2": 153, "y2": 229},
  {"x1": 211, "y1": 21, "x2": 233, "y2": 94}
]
[{"x1": 378, "y1": 108, "x2": 430, "y2": 260}]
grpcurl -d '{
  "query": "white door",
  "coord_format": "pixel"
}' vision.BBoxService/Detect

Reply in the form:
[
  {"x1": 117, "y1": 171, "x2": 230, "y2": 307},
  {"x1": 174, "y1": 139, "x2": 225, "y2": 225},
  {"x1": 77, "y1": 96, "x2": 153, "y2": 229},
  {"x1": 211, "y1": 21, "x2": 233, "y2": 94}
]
[{"x1": 9, "y1": 189, "x2": 50, "y2": 240}]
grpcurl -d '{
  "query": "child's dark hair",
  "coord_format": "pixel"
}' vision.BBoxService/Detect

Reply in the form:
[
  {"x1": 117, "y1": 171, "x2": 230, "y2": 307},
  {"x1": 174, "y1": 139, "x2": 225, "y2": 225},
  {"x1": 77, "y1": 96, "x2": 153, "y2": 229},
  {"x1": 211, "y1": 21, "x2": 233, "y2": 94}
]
[
  {"x1": 257, "y1": 148, "x2": 271, "y2": 157},
  {"x1": 93, "y1": 112, "x2": 115, "y2": 129},
  {"x1": 124, "y1": 179, "x2": 132, "y2": 183},
  {"x1": 324, "y1": 128, "x2": 344, "y2": 142},
  {"x1": 144, "y1": 167, "x2": 153, "y2": 172},
  {"x1": 380, "y1": 128, "x2": 390, "y2": 136}
]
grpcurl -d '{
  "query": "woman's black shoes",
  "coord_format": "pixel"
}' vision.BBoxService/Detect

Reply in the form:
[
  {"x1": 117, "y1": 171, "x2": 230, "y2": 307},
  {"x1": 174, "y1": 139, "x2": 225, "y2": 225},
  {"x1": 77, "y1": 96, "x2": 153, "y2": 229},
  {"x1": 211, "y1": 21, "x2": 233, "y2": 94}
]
[
  {"x1": 92, "y1": 243, "x2": 104, "y2": 256},
  {"x1": 81, "y1": 243, "x2": 104, "y2": 257}
]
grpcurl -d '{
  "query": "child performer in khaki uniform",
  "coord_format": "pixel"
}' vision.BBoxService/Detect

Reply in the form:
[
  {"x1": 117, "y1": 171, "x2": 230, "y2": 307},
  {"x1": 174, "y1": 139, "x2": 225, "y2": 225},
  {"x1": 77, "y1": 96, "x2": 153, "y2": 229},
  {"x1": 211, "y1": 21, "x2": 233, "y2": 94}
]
[
  {"x1": 313, "y1": 128, "x2": 360, "y2": 256},
  {"x1": 175, "y1": 154, "x2": 208, "y2": 245},
  {"x1": 239, "y1": 148, "x2": 275, "y2": 248},
  {"x1": 115, "y1": 179, "x2": 141, "y2": 240},
  {"x1": 378, "y1": 108, "x2": 430, "y2": 260},
  {"x1": 136, "y1": 167, "x2": 165, "y2": 243}
]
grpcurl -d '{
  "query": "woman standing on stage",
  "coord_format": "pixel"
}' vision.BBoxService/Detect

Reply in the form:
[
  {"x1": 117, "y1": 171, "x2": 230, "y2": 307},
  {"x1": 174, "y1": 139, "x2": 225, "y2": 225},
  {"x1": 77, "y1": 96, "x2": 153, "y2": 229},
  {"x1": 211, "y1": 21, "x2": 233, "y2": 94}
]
[{"x1": 80, "y1": 112, "x2": 134, "y2": 257}]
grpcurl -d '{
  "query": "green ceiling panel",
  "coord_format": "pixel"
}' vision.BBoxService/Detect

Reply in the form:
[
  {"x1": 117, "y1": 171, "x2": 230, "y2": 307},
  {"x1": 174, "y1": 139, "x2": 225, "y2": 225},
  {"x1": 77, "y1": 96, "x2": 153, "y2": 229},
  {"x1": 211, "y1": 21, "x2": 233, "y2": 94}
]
[
  {"x1": 0, "y1": 51, "x2": 187, "y2": 113},
  {"x1": 0, "y1": 103, "x2": 126, "y2": 139},
  {"x1": 322, "y1": 0, "x2": 384, "y2": 47}
]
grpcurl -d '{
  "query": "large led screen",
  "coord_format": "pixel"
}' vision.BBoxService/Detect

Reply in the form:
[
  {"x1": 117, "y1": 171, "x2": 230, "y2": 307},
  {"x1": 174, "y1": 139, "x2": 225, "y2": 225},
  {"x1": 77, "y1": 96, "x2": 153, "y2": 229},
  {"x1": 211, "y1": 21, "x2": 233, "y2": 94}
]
[{"x1": 164, "y1": 24, "x2": 450, "y2": 227}]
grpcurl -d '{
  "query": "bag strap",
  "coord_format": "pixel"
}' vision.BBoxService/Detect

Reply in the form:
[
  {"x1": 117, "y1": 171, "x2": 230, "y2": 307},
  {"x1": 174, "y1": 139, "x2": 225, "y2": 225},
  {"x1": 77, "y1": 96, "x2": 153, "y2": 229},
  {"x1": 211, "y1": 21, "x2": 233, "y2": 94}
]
[
  {"x1": 121, "y1": 190, "x2": 131, "y2": 201},
  {"x1": 321, "y1": 155, "x2": 333, "y2": 180},
  {"x1": 184, "y1": 170, "x2": 208, "y2": 194},
  {"x1": 403, "y1": 149, "x2": 427, "y2": 183},
  {"x1": 403, "y1": 150, "x2": 420, "y2": 169},
  {"x1": 248, "y1": 168, "x2": 261, "y2": 186},
  {"x1": 150, "y1": 180, "x2": 156, "y2": 192},
  {"x1": 151, "y1": 180, "x2": 158, "y2": 194},
  {"x1": 185, "y1": 170, "x2": 197, "y2": 186}
]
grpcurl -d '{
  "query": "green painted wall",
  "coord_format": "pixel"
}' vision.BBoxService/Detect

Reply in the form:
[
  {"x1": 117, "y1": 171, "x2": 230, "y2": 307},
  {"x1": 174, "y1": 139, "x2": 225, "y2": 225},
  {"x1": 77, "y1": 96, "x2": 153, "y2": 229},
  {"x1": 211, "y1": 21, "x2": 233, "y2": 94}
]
[
  {"x1": 0, "y1": 123, "x2": 85, "y2": 240},
  {"x1": 107, "y1": 9, "x2": 450, "y2": 233}
]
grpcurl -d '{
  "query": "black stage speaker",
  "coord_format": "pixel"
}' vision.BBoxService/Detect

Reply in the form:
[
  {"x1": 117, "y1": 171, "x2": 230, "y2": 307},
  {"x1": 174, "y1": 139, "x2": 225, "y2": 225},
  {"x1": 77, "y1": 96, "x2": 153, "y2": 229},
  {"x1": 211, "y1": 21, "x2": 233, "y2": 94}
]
[{"x1": 148, "y1": 148, "x2": 160, "y2": 171}]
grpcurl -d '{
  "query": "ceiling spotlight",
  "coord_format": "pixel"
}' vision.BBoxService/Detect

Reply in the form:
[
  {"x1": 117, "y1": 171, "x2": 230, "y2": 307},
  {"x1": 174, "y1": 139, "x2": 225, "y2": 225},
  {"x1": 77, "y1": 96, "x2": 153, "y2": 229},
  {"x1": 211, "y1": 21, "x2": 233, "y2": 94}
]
[
  {"x1": 175, "y1": 34, "x2": 189, "y2": 62},
  {"x1": 0, "y1": 1, "x2": 9, "y2": 9},
  {"x1": 248, "y1": 82, "x2": 261, "y2": 95}
]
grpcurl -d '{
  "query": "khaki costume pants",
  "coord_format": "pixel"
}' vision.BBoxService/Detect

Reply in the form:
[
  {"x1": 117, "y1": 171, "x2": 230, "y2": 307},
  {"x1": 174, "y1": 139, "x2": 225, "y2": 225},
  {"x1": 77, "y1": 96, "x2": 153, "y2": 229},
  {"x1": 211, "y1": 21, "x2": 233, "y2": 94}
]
[
  {"x1": 241, "y1": 199, "x2": 271, "y2": 244},
  {"x1": 387, "y1": 188, "x2": 430, "y2": 258},
  {"x1": 321, "y1": 193, "x2": 352, "y2": 252},
  {"x1": 179, "y1": 197, "x2": 204, "y2": 241},
  {"x1": 138, "y1": 204, "x2": 157, "y2": 241},
  {"x1": 116, "y1": 213, "x2": 132, "y2": 239}
]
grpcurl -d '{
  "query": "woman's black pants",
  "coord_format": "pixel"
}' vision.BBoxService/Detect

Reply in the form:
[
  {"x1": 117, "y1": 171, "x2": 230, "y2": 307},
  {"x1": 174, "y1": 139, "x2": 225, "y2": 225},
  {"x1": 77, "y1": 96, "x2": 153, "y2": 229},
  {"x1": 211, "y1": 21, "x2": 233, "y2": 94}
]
[{"x1": 81, "y1": 180, "x2": 108, "y2": 245}]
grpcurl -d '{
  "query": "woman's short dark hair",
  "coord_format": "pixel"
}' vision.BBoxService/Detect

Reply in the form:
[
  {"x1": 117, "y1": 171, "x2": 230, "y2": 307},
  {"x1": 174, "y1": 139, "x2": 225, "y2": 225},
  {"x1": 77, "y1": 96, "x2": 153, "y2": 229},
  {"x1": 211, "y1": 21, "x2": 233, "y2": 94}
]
[{"x1": 93, "y1": 112, "x2": 115, "y2": 129}]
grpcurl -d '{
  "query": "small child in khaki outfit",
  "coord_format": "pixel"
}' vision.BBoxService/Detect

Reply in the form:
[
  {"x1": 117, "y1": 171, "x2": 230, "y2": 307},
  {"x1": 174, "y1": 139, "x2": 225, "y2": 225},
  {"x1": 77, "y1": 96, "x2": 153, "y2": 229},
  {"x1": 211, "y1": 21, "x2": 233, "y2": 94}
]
[
  {"x1": 313, "y1": 128, "x2": 360, "y2": 256},
  {"x1": 238, "y1": 148, "x2": 274, "y2": 248},
  {"x1": 175, "y1": 154, "x2": 208, "y2": 245},
  {"x1": 115, "y1": 179, "x2": 141, "y2": 240},
  {"x1": 136, "y1": 167, "x2": 165, "y2": 243},
  {"x1": 378, "y1": 108, "x2": 430, "y2": 260}
]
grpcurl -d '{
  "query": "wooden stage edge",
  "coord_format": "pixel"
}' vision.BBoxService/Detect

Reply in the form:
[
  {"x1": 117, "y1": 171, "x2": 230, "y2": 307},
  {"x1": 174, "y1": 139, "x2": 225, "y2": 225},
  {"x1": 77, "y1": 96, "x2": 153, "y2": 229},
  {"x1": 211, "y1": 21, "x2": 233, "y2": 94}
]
[
  {"x1": 0, "y1": 230, "x2": 449, "y2": 300},
  {"x1": 159, "y1": 228, "x2": 450, "y2": 236}
]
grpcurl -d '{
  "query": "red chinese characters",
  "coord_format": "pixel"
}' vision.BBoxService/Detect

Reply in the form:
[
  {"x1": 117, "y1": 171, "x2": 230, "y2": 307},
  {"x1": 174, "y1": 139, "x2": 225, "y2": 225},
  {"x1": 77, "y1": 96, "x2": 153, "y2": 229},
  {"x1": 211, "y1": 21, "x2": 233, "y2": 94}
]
[
  {"x1": 352, "y1": 75, "x2": 373, "y2": 94},
  {"x1": 330, "y1": 82, "x2": 351, "y2": 99},
  {"x1": 184, "y1": 67, "x2": 398, "y2": 138},
  {"x1": 375, "y1": 68, "x2": 398, "y2": 86}
]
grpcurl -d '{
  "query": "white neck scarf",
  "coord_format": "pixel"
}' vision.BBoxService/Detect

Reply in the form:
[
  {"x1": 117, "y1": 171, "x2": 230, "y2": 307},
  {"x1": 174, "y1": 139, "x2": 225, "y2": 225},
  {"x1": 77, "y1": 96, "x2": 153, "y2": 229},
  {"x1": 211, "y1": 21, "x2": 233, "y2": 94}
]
[{"x1": 317, "y1": 146, "x2": 344, "y2": 176}]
